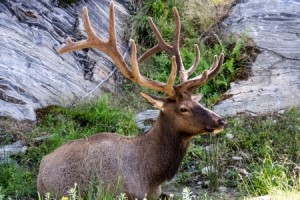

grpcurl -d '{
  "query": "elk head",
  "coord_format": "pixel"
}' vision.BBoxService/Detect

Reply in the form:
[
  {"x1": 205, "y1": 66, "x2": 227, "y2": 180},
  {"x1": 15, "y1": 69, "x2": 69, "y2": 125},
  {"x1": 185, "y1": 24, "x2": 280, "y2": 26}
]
[{"x1": 58, "y1": 2, "x2": 226, "y2": 136}]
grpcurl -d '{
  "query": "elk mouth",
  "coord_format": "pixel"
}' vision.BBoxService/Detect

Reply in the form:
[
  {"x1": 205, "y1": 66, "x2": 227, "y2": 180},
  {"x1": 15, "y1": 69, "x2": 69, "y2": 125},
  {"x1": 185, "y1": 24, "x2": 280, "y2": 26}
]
[
  {"x1": 212, "y1": 128, "x2": 224, "y2": 134},
  {"x1": 204, "y1": 119, "x2": 226, "y2": 134},
  {"x1": 205, "y1": 127, "x2": 224, "y2": 134}
]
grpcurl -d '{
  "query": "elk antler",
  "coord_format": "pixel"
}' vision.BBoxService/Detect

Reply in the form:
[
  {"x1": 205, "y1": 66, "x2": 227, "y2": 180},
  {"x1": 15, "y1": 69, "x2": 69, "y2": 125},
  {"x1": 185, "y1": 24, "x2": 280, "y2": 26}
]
[
  {"x1": 58, "y1": 2, "x2": 224, "y2": 98},
  {"x1": 138, "y1": 7, "x2": 224, "y2": 93},
  {"x1": 58, "y1": 2, "x2": 177, "y2": 97},
  {"x1": 176, "y1": 53, "x2": 224, "y2": 93}
]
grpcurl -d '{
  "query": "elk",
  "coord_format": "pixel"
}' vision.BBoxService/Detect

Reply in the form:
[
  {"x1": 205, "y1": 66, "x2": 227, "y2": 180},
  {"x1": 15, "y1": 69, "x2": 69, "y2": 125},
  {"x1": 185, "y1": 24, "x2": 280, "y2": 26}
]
[{"x1": 37, "y1": 2, "x2": 226, "y2": 199}]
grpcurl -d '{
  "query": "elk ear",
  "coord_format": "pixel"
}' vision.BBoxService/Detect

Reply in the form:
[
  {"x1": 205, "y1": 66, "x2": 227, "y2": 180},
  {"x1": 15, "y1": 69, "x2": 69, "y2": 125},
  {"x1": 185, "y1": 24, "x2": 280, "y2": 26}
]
[
  {"x1": 140, "y1": 92, "x2": 165, "y2": 110},
  {"x1": 192, "y1": 93, "x2": 203, "y2": 102}
]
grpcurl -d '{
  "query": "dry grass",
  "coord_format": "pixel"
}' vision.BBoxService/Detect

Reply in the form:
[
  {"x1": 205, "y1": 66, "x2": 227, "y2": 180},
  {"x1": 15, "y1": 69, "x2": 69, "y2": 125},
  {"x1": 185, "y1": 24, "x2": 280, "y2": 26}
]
[
  {"x1": 0, "y1": 117, "x2": 34, "y2": 145},
  {"x1": 183, "y1": 0, "x2": 238, "y2": 32},
  {"x1": 248, "y1": 192, "x2": 300, "y2": 200}
]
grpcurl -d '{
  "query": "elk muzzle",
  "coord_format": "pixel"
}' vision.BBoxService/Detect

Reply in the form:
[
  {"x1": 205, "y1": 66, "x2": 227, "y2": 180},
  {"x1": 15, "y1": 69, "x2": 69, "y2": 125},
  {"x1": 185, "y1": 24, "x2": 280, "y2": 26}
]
[{"x1": 204, "y1": 113, "x2": 227, "y2": 134}]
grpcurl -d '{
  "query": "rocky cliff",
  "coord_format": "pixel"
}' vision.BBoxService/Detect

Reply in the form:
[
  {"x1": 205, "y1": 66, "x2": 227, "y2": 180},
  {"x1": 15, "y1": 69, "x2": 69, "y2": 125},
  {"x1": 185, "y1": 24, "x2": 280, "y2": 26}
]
[
  {"x1": 214, "y1": 0, "x2": 300, "y2": 116},
  {"x1": 0, "y1": 0, "x2": 129, "y2": 121}
]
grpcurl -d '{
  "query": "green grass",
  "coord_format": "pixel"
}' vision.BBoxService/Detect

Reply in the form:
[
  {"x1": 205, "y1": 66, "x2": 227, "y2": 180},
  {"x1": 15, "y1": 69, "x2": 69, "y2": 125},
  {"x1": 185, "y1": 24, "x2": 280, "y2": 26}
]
[
  {"x1": 0, "y1": 162, "x2": 36, "y2": 198},
  {"x1": 179, "y1": 107, "x2": 300, "y2": 198},
  {"x1": 0, "y1": 96, "x2": 138, "y2": 199}
]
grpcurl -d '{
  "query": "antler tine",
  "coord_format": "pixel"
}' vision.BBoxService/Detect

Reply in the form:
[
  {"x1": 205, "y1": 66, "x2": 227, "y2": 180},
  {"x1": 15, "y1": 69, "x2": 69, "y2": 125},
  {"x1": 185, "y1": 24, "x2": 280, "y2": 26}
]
[
  {"x1": 167, "y1": 56, "x2": 177, "y2": 88},
  {"x1": 172, "y1": 7, "x2": 180, "y2": 52},
  {"x1": 138, "y1": 7, "x2": 204, "y2": 86},
  {"x1": 176, "y1": 70, "x2": 208, "y2": 93},
  {"x1": 137, "y1": 44, "x2": 161, "y2": 63},
  {"x1": 130, "y1": 39, "x2": 176, "y2": 96},
  {"x1": 188, "y1": 44, "x2": 201, "y2": 76},
  {"x1": 108, "y1": 1, "x2": 117, "y2": 46},
  {"x1": 207, "y1": 53, "x2": 224, "y2": 82},
  {"x1": 148, "y1": 17, "x2": 172, "y2": 52},
  {"x1": 138, "y1": 7, "x2": 183, "y2": 69},
  {"x1": 83, "y1": 7, "x2": 97, "y2": 40},
  {"x1": 179, "y1": 44, "x2": 200, "y2": 83},
  {"x1": 137, "y1": 17, "x2": 171, "y2": 63},
  {"x1": 58, "y1": 7, "x2": 105, "y2": 54},
  {"x1": 172, "y1": 7, "x2": 185, "y2": 82},
  {"x1": 176, "y1": 53, "x2": 224, "y2": 93}
]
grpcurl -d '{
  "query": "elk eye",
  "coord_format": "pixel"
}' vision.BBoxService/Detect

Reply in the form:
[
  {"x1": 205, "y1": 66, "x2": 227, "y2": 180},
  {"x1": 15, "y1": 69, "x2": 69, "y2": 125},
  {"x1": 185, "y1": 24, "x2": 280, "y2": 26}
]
[{"x1": 180, "y1": 108, "x2": 188, "y2": 113}]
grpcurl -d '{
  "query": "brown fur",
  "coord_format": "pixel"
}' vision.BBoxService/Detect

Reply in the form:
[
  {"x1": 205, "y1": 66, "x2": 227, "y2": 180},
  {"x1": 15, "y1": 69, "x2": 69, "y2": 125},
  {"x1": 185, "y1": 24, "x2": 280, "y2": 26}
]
[{"x1": 37, "y1": 92, "x2": 225, "y2": 199}]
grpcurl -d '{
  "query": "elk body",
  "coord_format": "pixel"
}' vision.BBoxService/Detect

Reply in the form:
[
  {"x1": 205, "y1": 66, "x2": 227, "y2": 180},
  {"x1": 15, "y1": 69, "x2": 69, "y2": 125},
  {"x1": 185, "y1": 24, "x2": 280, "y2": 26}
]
[{"x1": 37, "y1": 2, "x2": 226, "y2": 199}]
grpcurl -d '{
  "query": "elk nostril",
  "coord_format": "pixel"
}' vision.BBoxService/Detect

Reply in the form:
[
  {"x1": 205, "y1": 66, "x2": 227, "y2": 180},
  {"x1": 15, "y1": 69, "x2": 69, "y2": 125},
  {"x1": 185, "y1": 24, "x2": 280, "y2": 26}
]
[{"x1": 218, "y1": 119, "x2": 227, "y2": 127}]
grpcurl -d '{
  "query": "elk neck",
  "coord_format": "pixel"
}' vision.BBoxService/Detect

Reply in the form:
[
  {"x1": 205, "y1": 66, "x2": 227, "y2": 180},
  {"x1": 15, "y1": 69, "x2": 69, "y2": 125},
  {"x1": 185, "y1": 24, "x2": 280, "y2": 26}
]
[{"x1": 136, "y1": 111, "x2": 192, "y2": 184}]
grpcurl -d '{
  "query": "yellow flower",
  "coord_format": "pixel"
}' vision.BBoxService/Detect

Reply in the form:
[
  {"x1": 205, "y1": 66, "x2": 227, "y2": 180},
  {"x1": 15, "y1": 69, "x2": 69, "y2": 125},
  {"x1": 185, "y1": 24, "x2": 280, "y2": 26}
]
[{"x1": 61, "y1": 196, "x2": 69, "y2": 200}]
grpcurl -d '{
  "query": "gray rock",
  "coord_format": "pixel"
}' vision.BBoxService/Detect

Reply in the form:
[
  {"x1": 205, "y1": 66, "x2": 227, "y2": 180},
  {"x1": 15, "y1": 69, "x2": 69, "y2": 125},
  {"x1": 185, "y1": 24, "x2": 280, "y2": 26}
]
[
  {"x1": 250, "y1": 195, "x2": 271, "y2": 200},
  {"x1": 225, "y1": 133, "x2": 234, "y2": 139},
  {"x1": 0, "y1": 0, "x2": 129, "y2": 121},
  {"x1": 204, "y1": 144, "x2": 217, "y2": 153},
  {"x1": 236, "y1": 167, "x2": 249, "y2": 176},
  {"x1": 232, "y1": 156, "x2": 243, "y2": 161},
  {"x1": 135, "y1": 109, "x2": 160, "y2": 133},
  {"x1": 0, "y1": 141, "x2": 27, "y2": 164},
  {"x1": 214, "y1": 0, "x2": 300, "y2": 116},
  {"x1": 218, "y1": 186, "x2": 227, "y2": 193},
  {"x1": 201, "y1": 166, "x2": 216, "y2": 175}
]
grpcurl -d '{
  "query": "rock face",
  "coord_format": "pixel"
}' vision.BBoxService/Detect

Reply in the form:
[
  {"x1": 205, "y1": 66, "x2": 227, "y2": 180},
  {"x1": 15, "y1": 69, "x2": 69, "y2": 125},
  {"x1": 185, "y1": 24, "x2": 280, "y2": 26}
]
[
  {"x1": 0, "y1": 0, "x2": 129, "y2": 121},
  {"x1": 214, "y1": 0, "x2": 300, "y2": 116}
]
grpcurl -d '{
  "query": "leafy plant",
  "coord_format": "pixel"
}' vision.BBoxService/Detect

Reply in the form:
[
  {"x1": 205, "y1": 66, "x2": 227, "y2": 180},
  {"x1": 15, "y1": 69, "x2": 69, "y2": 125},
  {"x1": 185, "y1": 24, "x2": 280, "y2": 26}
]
[
  {"x1": 0, "y1": 162, "x2": 36, "y2": 198},
  {"x1": 241, "y1": 155, "x2": 299, "y2": 196},
  {"x1": 0, "y1": 187, "x2": 5, "y2": 200}
]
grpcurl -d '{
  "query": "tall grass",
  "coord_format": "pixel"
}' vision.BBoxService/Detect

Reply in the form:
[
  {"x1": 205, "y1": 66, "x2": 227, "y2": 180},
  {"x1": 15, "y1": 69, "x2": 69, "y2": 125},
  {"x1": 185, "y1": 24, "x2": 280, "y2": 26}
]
[
  {"x1": 180, "y1": 108, "x2": 300, "y2": 198},
  {"x1": 241, "y1": 154, "x2": 300, "y2": 197}
]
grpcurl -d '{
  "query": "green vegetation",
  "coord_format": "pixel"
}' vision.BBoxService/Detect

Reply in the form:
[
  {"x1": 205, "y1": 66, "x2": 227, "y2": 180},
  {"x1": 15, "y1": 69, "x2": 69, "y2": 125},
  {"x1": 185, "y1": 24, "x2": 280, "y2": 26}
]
[
  {"x1": 180, "y1": 107, "x2": 300, "y2": 198},
  {"x1": 0, "y1": 162, "x2": 36, "y2": 198}
]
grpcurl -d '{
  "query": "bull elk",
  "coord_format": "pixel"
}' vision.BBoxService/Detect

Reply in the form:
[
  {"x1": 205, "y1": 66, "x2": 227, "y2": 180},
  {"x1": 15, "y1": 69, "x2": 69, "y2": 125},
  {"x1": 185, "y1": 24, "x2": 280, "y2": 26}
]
[{"x1": 37, "y1": 2, "x2": 226, "y2": 199}]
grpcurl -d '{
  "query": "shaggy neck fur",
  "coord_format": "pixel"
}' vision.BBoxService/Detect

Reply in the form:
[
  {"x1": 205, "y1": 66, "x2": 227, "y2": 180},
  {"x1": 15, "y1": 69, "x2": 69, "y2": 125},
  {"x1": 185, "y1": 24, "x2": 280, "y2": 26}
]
[{"x1": 136, "y1": 111, "x2": 191, "y2": 186}]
